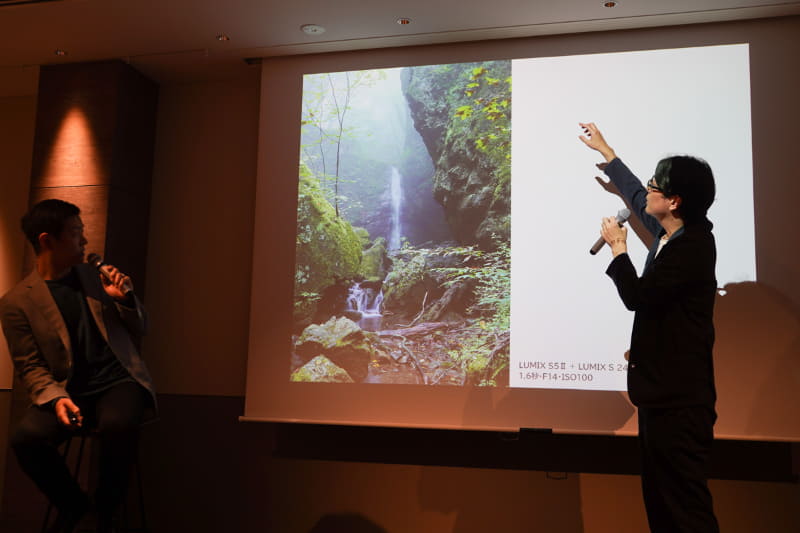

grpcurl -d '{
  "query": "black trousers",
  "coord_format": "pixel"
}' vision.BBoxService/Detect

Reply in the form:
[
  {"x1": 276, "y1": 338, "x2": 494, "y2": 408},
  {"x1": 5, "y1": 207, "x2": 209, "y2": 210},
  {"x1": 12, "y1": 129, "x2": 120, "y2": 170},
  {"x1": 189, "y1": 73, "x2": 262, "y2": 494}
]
[
  {"x1": 11, "y1": 381, "x2": 148, "y2": 518},
  {"x1": 638, "y1": 406, "x2": 720, "y2": 533}
]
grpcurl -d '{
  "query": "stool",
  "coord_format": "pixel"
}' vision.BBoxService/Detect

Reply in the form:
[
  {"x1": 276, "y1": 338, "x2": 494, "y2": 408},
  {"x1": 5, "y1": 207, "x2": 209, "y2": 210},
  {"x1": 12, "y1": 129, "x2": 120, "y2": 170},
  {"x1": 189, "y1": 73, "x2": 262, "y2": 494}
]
[{"x1": 40, "y1": 430, "x2": 150, "y2": 533}]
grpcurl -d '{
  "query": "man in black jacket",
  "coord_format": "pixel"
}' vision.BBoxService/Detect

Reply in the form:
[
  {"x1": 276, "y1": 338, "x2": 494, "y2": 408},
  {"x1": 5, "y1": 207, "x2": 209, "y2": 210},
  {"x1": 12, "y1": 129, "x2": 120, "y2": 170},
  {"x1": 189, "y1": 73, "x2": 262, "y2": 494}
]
[
  {"x1": 579, "y1": 122, "x2": 719, "y2": 533},
  {"x1": 1, "y1": 199, "x2": 155, "y2": 533}
]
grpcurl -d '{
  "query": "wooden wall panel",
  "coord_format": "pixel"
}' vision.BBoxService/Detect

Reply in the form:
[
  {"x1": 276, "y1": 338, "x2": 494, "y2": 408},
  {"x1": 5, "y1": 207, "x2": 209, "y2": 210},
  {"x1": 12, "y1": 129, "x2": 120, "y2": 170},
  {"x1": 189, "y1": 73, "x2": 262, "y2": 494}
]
[
  {"x1": 29, "y1": 62, "x2": 118, "y2": 189},
  {"x1": 27, "y1": 60, "x2": 157, "y2": 291}
]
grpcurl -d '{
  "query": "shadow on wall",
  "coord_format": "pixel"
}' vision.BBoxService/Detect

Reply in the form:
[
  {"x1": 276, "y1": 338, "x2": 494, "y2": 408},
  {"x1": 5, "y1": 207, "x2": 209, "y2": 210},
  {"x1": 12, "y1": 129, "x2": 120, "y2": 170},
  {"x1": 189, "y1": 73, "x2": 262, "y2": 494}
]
[
  {"x1": 309, "y1": 513, "x2": 387, "y2": 533},
  {"x1": 714, "y1": 281, "x2": 800, "y2": 440}
]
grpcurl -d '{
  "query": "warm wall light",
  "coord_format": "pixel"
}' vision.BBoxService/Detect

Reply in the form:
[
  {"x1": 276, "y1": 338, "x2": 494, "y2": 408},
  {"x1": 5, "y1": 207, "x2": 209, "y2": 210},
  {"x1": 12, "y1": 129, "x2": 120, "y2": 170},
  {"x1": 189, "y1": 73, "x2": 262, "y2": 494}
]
[
  {"x1": 216, "y1": 33, "x2": 230, "y2": 41},
  {"x1": 397, "y1": 18, "x2": 412, "y2": 25},
  {"x1": 54, "y1": 49, "x2": 67, "y2": 56},
  {"x1": 41, "y1": 107, "x2": 101, "y2": 187}
]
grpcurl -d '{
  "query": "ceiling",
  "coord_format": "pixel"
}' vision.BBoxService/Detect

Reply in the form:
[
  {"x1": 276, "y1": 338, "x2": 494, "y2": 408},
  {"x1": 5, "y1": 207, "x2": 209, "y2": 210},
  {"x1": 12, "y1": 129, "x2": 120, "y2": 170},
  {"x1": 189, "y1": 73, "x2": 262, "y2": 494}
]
[{"x1": 1, "y1": 0, "x2": 799, "y2": 92}]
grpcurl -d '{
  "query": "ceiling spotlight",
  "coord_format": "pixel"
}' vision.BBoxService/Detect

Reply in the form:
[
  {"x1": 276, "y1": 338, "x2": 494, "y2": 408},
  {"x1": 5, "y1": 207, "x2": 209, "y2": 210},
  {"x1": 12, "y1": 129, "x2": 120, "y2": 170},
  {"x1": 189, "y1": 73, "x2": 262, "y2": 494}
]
[
  {"x1": 397, "y1": 18, "x2": 412, "y2": 25},
  {"x1": 603, "y1": 1, "x2": 618, "y2": 6},
  {"x1": 301, "y1": 24, "x2": 326, "y2": 35},
  {"x1": 216, "y1": 33, "x2": 230, "y2": 41},
  {"x1": 54, "y1": 49, "x2": 67, "y2": 56}
]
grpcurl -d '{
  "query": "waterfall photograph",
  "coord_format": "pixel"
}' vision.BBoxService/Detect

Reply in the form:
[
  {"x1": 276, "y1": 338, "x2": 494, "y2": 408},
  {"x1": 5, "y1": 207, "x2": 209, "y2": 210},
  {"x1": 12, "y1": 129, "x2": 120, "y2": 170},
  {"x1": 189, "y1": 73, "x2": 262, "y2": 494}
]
[{"x1": 291, "y1": 61, "x2": 511, "y2": 386}]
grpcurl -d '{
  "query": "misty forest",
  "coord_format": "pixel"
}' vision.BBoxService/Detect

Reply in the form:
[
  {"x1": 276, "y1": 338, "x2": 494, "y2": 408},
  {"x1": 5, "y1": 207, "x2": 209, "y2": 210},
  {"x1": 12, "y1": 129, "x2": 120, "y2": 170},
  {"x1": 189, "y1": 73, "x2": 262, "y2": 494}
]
[{"x1": 291, "y1": 61, "x2": 511, "y2": 386}]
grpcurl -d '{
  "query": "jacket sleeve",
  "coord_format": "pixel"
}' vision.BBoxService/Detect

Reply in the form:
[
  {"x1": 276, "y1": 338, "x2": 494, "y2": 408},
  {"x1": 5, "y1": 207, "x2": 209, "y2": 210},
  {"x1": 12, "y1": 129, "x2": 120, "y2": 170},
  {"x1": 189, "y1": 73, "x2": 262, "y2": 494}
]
[
  {"x1": 0, "y1": 301, "x2": 68, "y2": 405},
  {"x1": 605, "y1": 235, "x2": 714, "y2": 312},
  {"x1": 114, "y1": 293, "x2": 148, "y2": 341},
  {"x1": 604, "y1": 158, "x2": 662, "y2": 238}
]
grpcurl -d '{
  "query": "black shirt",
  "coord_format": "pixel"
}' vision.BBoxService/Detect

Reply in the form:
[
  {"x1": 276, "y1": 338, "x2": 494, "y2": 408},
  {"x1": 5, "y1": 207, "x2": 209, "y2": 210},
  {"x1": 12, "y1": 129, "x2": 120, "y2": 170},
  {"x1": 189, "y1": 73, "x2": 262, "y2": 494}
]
[{"x1": 46, "y1": 268, "x2": 132, "y2": 397}]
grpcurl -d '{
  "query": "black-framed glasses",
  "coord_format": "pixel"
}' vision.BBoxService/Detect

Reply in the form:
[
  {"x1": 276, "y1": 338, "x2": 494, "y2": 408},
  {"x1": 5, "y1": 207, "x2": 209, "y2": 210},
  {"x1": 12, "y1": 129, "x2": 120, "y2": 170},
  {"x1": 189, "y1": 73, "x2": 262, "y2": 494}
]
[{"x1": 646, "y1": 177, "x2": 664, "y2": 193}]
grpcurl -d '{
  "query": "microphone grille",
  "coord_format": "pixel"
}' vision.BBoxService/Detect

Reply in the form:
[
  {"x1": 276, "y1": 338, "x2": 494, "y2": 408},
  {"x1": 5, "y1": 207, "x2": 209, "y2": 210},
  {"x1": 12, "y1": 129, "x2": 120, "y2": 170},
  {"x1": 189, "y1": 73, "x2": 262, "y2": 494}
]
[
  {"x1": 86, "y1": 253, "x2": 103, "y2": 268},
  {"x1": 617, "y1": 208, "x2": 631, "y2": 222}
]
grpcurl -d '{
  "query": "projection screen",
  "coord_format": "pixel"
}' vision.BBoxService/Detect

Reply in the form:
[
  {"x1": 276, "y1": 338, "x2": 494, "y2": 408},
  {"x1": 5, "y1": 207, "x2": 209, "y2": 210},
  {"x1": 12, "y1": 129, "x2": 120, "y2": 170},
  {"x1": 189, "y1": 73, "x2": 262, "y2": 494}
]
[{"x1": 245, "y1": 21, "x2": 800, "y2": 440}]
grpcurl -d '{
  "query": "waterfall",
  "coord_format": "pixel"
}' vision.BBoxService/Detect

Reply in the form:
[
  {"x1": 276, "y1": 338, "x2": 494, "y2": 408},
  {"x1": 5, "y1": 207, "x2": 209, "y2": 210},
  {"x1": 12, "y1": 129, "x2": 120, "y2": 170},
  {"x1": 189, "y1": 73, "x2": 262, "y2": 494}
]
[
  {"x1": 347, "y1": 282, "x2": 383, "y2": 331},
  {"x1": 389, "y1": 167, "x2": 403, "y2": 250},
  {"x1": 346, "y1": 283, "x2": 383, "y2": 317}
]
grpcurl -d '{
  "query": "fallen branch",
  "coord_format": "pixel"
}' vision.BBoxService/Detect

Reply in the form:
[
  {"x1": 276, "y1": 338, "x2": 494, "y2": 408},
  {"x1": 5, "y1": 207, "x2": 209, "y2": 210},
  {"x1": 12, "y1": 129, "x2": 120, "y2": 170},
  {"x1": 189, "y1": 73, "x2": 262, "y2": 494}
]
[
  {"x1": 391, "y1": 334, "x2": 427, "y2": 385},
  {"x1": 396, "y1": 291, "x2": 428, "y2": 328},
  {"x1": 379, "y1": 322, "x2": 450, "y2": 338}
]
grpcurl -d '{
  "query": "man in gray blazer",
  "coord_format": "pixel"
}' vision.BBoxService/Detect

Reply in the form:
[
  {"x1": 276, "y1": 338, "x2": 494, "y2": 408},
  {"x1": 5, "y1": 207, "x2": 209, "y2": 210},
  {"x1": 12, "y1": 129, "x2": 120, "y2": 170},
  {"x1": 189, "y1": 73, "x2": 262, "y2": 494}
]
[{"x1": 1, "y1": 199, "x2": 156, "y2": 533}]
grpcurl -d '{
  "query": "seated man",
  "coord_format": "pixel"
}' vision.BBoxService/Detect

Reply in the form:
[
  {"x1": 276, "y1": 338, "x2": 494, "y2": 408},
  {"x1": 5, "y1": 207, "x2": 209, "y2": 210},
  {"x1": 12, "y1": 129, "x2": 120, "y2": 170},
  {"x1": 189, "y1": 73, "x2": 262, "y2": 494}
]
[{"x1": 1, "y1": 199, "x2": 156, "y2": 533}]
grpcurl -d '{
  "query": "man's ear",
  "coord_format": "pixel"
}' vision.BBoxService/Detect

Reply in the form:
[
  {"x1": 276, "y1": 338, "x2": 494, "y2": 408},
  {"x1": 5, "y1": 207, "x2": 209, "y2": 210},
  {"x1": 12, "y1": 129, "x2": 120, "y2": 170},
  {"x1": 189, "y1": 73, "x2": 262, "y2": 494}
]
[
  {"x1": 669, "y1": 195, "x2": 682, "y2": 212},
  {"x1": 37, "y1": 232, "x2": 53, "y2": 252}
]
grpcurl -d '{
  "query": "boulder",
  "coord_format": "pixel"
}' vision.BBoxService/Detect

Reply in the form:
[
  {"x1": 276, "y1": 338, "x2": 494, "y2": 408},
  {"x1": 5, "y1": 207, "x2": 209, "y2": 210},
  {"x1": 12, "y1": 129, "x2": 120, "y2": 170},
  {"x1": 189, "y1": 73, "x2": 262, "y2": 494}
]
[
  {"x1": 295, "y1": 316, "x2": 376, "y2": 382},
  {"x1": 360, "y1": 237, "x2": 389, "y2": 282},
  {"x1": 291, "y1": 355, "x2": 354, "y2": 383}
]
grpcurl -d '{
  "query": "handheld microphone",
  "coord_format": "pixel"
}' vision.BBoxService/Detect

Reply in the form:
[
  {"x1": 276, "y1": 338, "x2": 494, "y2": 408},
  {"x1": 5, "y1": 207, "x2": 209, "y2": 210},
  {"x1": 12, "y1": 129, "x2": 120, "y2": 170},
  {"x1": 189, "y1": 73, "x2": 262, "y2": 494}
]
[
  {"x1": 87, "y1": 253, "x2": 133, "y2": 295},
  {"x1": 590, "y1": 208, "x2": 631, "y2": 255}
]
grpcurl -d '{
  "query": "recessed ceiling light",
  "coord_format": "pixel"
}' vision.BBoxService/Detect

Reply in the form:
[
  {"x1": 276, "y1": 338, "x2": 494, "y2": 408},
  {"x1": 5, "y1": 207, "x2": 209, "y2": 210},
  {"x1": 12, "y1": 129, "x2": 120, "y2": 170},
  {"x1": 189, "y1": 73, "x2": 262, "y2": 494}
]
[
  {"x1": 301, "y1": 24, "x2": 326, "y2": 35},
  {"x1": 397, "y1": 18, "x2": 412, "y2": 25},
  {"x1": 603, "y1": 1, "x2": 618, "y2": 7},
  {"x1": 54, "y1": 49, "x2": 67, "y2": 56},
  {"x1": 216, "y1": 33, "x2": 230, "y2": 41}
]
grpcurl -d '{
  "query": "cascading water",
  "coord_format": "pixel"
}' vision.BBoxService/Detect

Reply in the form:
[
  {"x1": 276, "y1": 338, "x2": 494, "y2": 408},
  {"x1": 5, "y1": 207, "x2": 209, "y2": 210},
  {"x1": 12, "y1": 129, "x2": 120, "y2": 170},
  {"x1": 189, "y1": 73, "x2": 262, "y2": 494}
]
[
  {"x1": 346, "y1": 282, "x2": 384, "y2": 331},
  {"x1": 389, "y1": 166, "x2": 403, "y2": 250}
]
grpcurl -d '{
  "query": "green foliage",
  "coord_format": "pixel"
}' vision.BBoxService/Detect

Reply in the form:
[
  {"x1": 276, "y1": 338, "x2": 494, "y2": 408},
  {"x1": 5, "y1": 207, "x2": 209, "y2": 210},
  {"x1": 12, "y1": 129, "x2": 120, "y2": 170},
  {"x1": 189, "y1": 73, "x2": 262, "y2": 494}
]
[
  {"x1": 294, "y1": 166, "x2": 364, "y2": 323},
  {"x1": 454, "y1": 105, "x2": 473, "y2": 119},
  {"x1": 379, "y1": 240, "x2": 510, "y2": 385},
  {"x1": 454, "y1": 63, "x2": 512, "y2": 203},
  {"x1": 432, "y1": 238, "x2": 510, "y2": 333},
  {"x1": 353, "y1": 226, "x2": 371, "y2": 248},
  {"x1": 385, "y1": 239, "x2": 510, "y2": 333},
  {"x1": 446, "y1": 323, "x2": 509, "y2": 386}
]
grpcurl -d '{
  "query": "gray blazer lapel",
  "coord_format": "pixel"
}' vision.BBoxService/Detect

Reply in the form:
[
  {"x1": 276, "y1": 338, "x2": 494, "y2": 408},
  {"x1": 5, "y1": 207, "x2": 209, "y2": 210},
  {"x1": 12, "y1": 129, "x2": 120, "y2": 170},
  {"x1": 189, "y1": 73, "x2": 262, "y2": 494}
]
[{"x1": 25, "y1": 271, "x2": 71, "y2": 355}]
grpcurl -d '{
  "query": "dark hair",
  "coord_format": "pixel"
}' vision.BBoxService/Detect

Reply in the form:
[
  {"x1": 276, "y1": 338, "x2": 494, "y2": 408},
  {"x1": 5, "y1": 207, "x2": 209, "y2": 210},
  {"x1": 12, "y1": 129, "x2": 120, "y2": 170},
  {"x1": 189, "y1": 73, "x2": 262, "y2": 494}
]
[
  {"x1": 21, "y1": 199, "x2": 81, "y2": 254},
  {"x1": 652, "y1": 155, "x2": 715, "y2": 224}
]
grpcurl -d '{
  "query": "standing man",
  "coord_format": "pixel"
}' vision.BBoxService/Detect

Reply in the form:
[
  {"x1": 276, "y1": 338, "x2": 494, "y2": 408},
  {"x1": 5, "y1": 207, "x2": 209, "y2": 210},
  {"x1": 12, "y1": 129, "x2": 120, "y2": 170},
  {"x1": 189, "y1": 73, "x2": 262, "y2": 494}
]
[
  {"x1": 579, "y1": 123, "x2": 719, "y2": 532},
  {"x1": 1, "y1": 199, "x2": 156, "y2": 533}
]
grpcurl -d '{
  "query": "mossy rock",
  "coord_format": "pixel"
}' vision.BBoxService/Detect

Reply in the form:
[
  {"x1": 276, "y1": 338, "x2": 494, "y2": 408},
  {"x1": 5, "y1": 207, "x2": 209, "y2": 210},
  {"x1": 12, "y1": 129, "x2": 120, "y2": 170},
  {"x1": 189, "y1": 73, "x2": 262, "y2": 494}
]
[
  {"x1": 291, "y1": 355, "x2": 354, "y2": 383},
  {"x1": 295, "y1": 316, "x2": 376, "y2": 383},
  {"x1": 294, "y1": 167, "x2": 364, "y2": 324},
  {"x1": 360, "y1": 237, "x2": 388, "y2": 282},
  {"x1": 381, "y1": 253, "x2": 427, "y2": 311}
]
